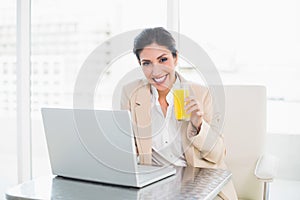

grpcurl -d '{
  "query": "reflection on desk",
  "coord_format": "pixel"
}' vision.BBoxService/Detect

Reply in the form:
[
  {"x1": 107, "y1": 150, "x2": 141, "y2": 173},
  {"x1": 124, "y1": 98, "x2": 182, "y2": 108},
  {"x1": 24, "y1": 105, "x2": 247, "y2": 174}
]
[{"x1": 6, "y1": 167, "x2": 231, "y2": 200}]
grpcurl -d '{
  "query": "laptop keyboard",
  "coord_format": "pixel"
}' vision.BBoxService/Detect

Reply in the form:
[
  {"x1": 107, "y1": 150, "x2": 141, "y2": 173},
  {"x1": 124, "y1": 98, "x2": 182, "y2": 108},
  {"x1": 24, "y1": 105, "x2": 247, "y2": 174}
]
[{"x1": 136, "y1": 165, "x2": 172, "y2": 185}]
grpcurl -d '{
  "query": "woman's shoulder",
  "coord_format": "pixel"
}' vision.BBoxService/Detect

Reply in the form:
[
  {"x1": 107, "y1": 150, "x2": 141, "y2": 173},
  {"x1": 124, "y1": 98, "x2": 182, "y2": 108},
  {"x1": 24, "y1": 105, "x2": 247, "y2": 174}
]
[
  {"x1": 123, "y1": 78, "x2": 147, "y2": 88},
  {"x1": 176, "y1": 72, "x2": 210, "y2": 96},
  {"x1": 122, "y1": 78, "x2": 149, "y2": 94},
  {"x1": 188, "y1": 81, "x2": 208, "y2": 90},
  {"x1": 183, "y1": 80, "x2": 209, "y2": 94},
  {"x1": 182, "y1": 81, "x2": 211, "y2": 102}
]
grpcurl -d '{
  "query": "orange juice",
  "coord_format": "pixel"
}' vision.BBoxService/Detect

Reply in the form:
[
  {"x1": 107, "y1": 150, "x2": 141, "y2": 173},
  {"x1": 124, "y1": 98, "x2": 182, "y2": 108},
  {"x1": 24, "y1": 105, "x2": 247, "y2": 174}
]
[{"x1": 173, "y1": 88, "x2": 190, "y2": 120}]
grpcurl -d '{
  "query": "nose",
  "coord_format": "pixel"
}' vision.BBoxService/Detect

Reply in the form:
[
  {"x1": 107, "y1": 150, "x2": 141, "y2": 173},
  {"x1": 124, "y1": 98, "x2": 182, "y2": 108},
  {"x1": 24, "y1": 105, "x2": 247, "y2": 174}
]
[{"x1": 151, "y1": 63, "x2": 162, "y2": 76}]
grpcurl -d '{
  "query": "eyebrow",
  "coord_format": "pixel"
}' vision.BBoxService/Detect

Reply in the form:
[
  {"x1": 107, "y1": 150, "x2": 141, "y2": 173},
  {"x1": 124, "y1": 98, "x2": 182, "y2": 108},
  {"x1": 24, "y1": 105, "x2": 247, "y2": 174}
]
[
  {"x1": 157, "y1": 53, "x2": 167, "y2": 60},
  {"x1": 140, "y1": 53, "x2": 167, "y2": 62}
]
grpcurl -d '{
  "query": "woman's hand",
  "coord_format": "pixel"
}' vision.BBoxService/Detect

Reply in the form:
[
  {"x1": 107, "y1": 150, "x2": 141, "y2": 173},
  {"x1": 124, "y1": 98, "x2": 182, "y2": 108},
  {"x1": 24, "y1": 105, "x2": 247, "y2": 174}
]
[{"x1": 185, "y1": 96, "x2": 204, "y2": 131}]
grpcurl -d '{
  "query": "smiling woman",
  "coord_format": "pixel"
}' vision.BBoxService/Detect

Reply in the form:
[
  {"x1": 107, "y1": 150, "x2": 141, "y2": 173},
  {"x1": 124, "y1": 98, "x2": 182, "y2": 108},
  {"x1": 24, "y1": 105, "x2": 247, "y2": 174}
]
[
  {"x1": 139, "y1": 43, "x2": 177, "y2": 118},
  {"x1": 132, "y1": 28, "x2": 179, "y2": 118},
  {"x1": 120, "y1": 27, "x2": 238, "y2": 200},
  {"x1": 139, "y1": 43, "x2": 177, "y2": 95}
]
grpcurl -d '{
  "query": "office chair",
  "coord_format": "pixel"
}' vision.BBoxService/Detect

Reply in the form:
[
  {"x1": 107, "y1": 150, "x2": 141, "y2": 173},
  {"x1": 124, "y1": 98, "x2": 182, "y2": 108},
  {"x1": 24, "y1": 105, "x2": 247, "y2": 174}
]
[{"x1": 222, "y1": 85, "x2": 278, "y2": 200}]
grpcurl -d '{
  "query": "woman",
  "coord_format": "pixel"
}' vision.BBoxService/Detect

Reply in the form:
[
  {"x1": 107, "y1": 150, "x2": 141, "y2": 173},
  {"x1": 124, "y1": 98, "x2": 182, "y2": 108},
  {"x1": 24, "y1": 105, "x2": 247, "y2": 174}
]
[{"x1": 121, "y1": 27, "x2": 237, "y2": 200}]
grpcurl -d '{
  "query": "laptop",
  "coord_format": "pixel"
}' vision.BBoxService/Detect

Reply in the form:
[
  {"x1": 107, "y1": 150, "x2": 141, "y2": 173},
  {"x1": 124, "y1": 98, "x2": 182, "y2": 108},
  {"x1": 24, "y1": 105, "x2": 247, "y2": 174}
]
[{"x1": 41, "y1": 108, "x2": 176, "y2": 188}]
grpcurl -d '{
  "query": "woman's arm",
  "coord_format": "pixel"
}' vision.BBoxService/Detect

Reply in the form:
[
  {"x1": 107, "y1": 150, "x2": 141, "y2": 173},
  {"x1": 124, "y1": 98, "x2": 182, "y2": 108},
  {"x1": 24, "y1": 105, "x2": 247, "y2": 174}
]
[
  {"x1": 120, "y1": 85, "x2": 130, "y2": 110},
  {"x1": 186, "y1": 86, "x2": 226, "y2": 164}
]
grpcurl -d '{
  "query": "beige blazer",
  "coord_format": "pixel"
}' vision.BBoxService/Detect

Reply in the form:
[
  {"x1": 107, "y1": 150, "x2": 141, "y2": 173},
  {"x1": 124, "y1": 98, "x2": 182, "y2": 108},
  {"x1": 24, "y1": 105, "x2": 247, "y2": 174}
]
[{"x1": 120, "y1": 73, "x2": 237, "y2": 200}]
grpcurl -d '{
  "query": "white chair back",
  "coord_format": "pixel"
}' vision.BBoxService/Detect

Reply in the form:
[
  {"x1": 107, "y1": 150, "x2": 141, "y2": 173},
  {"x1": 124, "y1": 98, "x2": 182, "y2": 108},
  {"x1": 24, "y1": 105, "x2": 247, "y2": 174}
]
[{"x1": 223, "y1": 85, "x2": 266, "y2": 200}]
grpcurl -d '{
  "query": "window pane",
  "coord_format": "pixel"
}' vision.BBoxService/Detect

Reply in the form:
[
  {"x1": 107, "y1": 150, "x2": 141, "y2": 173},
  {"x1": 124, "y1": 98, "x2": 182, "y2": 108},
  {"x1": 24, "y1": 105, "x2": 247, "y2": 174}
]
[
  {"x1": 180, "y1": 0, "x2": 300, "y2": 134},
  {"x1": 31, "y1": 0, "x2": 167, "y2": 177},
  {"x1": 0, "y1": 0, "x2": 17, "y2": 196}
]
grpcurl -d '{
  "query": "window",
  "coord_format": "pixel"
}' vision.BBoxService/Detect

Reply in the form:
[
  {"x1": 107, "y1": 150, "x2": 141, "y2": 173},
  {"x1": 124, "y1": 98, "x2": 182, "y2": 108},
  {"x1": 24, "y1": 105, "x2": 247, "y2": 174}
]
[
  {"x1": 180, "y1": 0, "x2": 300, "y2": 134},
  {"x1": 31, "y1": 0, "x2": 167, "y2": 177},
  {"x1": 5, "y1": 0, "x2": 299, "y2": 190},
  {"x1": 0, "y1": 0, "x2": 17, "y2": 196}
]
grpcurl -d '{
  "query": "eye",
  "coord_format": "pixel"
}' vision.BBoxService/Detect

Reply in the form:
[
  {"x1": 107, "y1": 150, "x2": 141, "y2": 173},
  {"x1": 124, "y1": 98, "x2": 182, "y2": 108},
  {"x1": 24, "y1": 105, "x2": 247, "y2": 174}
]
[
  {"x1": 160, "y1": 57, "x2": 168, "y2": 63},
  {"x1": 141, "y1": 61, "x2": 151, "y2": 67}
]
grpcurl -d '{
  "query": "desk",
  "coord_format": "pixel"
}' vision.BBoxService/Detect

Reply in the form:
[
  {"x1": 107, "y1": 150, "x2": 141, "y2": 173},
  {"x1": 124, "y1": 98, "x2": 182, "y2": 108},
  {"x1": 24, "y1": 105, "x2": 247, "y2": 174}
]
[{"x1": 6, "y1": 167, "x2": 231, "y2": 200}]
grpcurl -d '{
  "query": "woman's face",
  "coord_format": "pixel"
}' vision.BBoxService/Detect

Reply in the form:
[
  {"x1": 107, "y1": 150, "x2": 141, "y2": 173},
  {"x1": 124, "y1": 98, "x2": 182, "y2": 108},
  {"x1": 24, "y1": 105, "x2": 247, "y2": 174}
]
[{"x1": 139, "y1": 43, "x2": 177, "y2": 93}]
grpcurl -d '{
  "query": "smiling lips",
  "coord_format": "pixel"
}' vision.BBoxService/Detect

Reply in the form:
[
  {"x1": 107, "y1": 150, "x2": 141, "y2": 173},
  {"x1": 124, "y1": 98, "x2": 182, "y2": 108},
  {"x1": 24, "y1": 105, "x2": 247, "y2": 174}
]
[{"x1": 153, "y1": 74, "x2": 168, "y2": 84}]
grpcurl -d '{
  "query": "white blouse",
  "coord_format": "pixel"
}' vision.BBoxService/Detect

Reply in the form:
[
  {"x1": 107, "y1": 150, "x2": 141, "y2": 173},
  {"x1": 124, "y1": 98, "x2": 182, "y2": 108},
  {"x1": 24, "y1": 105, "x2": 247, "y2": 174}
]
[{"x1": 150, "y1": 79, "x2": 187, "y2": 167}]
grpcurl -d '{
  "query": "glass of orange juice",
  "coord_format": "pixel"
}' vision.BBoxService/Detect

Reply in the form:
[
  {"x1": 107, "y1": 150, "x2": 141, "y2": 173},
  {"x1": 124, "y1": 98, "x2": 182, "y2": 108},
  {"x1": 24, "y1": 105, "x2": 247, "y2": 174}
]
[{"x1": 173, "y1": 83, "x2": 190, "y2": 121}]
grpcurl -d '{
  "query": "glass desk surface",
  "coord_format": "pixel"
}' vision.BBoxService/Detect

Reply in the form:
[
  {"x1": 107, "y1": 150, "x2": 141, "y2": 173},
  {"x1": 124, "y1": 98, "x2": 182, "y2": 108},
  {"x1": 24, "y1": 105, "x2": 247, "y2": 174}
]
[{"x1": 6, "y1": 167, "x2": 231, "y2": 200}]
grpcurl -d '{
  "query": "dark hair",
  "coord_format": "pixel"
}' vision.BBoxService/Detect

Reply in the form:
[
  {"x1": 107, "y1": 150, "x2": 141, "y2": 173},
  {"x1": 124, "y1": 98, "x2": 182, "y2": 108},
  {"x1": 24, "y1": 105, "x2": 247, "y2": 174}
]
[{"x1": 133, "y1": 27, "x2": 177, "y2": 62}]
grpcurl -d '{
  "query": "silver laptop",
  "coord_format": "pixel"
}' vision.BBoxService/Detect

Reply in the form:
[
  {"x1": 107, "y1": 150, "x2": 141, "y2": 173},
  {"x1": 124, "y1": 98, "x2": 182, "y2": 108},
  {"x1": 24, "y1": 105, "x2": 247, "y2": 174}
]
[{"x1": 41, "y1": 108, "x2": 176, "y2": 188}]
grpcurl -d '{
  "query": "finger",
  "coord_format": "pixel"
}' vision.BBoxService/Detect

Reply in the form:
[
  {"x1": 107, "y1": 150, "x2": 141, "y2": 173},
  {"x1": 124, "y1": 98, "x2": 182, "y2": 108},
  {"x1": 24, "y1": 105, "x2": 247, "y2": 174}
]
[
  {"x1": 195, "y1": 111, "x2": 204, "y2": 116},
  {"x1": 184, "y1": 96, "x2": 196, "y2": 102},
  {"x1": 184, "y1": 99, "x2": 198, "y2": 111},
  {"x1": 185, "y1": 97, "x2": 200, "y2": 108},
  {"x1": 186, "y1": 104, "x2": 201, "y2": 114}
]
